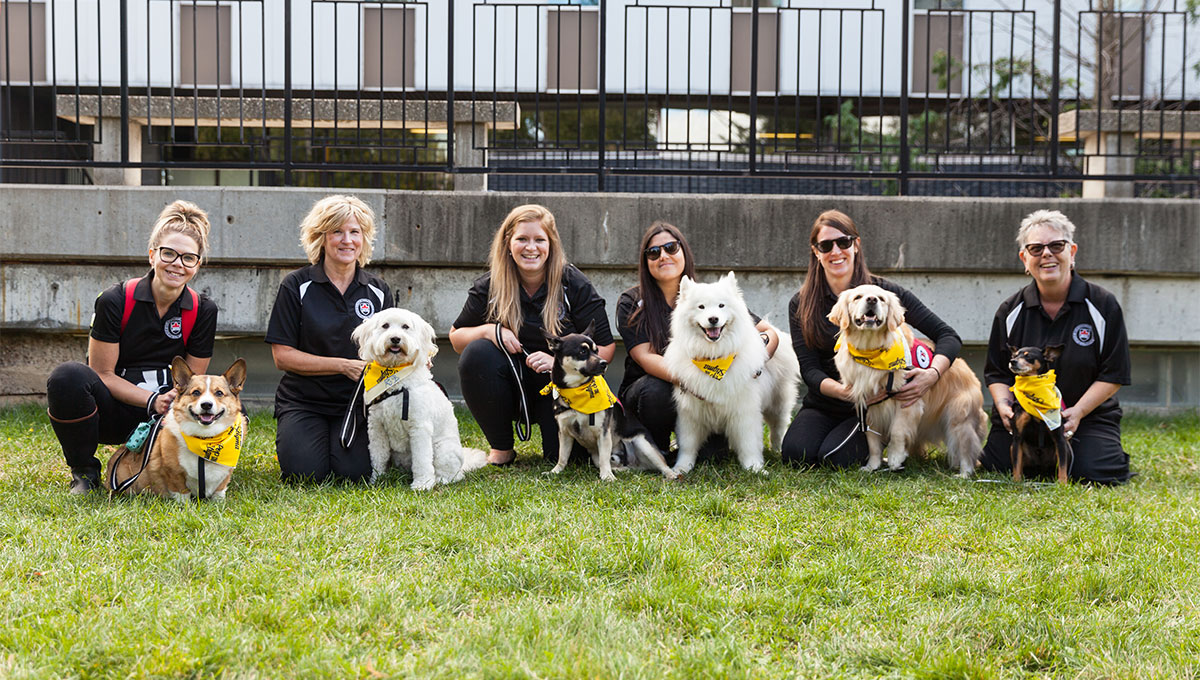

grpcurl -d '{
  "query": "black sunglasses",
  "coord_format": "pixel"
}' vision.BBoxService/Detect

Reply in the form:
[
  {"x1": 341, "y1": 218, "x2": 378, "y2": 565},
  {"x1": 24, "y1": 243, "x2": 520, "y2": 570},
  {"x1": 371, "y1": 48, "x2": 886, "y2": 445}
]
[
  {"x1": 814, "y1": 236, "x2": 856, "y2": 253},
  {"x1": 157, "y1": 246, "x2": 201, "y2": 268},
  {"x1": 1024, "y1": 240, "x2": 1069, "y2": 257},
  {"x1": 644, "y1": 240, "x2": 682, "y2": 261}
]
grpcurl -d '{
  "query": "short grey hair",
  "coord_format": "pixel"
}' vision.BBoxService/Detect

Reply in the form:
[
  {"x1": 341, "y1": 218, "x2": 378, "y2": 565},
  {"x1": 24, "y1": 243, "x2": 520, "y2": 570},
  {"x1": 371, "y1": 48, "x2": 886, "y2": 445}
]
[{"x1": 1016, "y1": 209, "x2": 1076, "y2": 248}]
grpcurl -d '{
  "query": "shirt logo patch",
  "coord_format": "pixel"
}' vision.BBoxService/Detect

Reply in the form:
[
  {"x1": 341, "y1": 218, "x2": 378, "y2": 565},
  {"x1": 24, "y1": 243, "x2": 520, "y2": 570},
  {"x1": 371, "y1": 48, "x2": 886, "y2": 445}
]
[
  {"x1": 355, "y1": 298, "x2": 376, "y2": 319},
  {"x1": 1073, "y1": 323, "x2": 1095, "y2": 347},
  {"x1": 913, "y1": 342, "x2": 933, "y2": 369},
  {"x1": 164, "y1": 316, "x2": 183, "y2": 340}
]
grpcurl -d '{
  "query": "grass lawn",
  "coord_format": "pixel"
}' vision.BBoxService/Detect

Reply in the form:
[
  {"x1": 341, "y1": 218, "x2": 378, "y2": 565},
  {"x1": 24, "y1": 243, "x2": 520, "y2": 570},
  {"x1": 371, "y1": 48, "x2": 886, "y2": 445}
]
[{"x1": 2, "y1": 403, "x2": 1199, "y2": 679}]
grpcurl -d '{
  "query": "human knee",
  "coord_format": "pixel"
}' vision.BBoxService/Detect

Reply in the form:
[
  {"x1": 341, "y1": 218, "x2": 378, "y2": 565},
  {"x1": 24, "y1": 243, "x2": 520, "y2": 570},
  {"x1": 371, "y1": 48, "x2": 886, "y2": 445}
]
[
  {"x1": 47, "y1": 362, "x2": 99, "y2": 417},
  {"x1": 459, "y1": 338, "x2": 506, "y2": 377}
]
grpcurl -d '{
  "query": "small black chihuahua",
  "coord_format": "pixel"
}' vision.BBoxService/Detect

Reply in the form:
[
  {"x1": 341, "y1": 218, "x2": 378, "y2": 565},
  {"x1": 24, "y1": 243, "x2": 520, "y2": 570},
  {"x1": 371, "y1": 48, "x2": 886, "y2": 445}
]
[{"x1": 1007, "y1": 344, "x2": 1071, "y2": 483}]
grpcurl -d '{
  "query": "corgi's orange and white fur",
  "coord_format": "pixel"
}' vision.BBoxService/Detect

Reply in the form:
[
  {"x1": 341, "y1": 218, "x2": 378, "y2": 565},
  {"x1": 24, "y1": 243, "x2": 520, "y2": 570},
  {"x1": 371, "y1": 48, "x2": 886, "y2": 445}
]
[{"x1": 107, "y1": 357, "x2": 248, "y2": 500}]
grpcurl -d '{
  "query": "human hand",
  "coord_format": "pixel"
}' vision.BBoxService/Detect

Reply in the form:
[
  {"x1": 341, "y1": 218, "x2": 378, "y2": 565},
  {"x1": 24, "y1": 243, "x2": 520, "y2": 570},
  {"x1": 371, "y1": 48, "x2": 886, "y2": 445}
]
[
  {"x1": 153, "y1": 388, "x2": 178, "y2": 415},
  {"x1": 996, "y1": 400, "x2": 1015, "y2": 434},
  {"x1": 343, "y1": 358, "x2": 367, "y2": 381},
  {"x1": 494, "y1": 325, "x2": 523, "y2": 355},
  {"x1": 526, "y1": 351, "x2": 553, "y2": 374},
  {"x1": 895, "y1": 367, "x2": 938, "y2": 408},
  {"x1": 1061, "y1": 406, "x2": 1082, "y2": 440}
]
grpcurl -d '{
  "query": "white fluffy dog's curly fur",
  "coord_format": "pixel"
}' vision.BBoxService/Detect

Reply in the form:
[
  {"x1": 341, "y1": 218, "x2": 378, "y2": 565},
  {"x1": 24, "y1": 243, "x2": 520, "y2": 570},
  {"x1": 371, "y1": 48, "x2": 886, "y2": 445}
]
[
  {"x1": 352, "y1": 308, "x2": 486, "y2": 490},
  {"x1": 663, "y1": 272, "x2": 800, "y2": 474}
]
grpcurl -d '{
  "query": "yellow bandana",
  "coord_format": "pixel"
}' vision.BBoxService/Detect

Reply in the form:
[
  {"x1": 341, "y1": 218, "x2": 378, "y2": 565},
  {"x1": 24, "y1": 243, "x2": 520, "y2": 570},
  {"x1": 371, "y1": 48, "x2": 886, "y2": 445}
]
[
  {"x1": 692, "y1": 353, "x2": 736, "y2": 380},
  {"x1": 1013, "y1": 372, "x2": 1063, "y2": 430},
  {"x1": 181, "y1": 417, "x2": 245, "y2": 468},
  {"x1": 363, "y1": 361, "x2": 416, "y2": 404},
  {"x1": 835, "y1": 334, "x2": 909, "y2": 371},
  {"x1": 540, "y1": 376, "x2": 617, "y2": 414}
]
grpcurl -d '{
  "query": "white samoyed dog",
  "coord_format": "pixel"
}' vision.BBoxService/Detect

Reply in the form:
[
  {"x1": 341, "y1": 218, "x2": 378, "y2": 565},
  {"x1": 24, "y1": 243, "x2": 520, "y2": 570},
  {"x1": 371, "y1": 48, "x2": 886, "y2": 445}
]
[{"x1": 663, "y1": 272, "x2": 800, "y2": 474}]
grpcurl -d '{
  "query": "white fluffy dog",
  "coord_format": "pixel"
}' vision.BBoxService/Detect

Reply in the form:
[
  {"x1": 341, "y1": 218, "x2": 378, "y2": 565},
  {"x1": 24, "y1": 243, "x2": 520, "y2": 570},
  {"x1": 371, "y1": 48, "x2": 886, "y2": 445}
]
[
  {"x1": 351, "y1": 308, "x2": 487, "y2": 490},
  {"x1": 663, "y1": 272, "x2": 800, "y2": 474}
]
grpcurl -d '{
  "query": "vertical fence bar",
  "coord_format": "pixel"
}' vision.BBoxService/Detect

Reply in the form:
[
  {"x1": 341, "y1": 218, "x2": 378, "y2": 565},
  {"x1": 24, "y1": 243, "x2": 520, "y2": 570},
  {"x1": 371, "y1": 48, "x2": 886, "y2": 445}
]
[
  {"x1": 120, "y1": 0, "x2": 129, "y2": 167},
  {"x1": 899, "y1": 0, "x2": 910, "y2": 195},
  {"x1": 283, "y1": 0, "x2": 292, "y2": 185},
  {"x1": 749, "y1": 0, "x2": 759, "y2": 176},
  {"x1": 447, "y1": 0, "x2": 455, "y2": 175},
  {"x1": 597, "y1": 0, "x2": 606, "y2": 191},
  {"x1": 1048, "y1": 0, "x2": 1060, "y2": 181}
]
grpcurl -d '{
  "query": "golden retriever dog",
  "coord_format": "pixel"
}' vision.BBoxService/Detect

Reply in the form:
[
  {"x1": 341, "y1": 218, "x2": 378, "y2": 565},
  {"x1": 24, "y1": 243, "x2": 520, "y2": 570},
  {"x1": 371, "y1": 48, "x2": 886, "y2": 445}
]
[{"x1": 829, "y1": 284, "x2": 986, "y2": 477}]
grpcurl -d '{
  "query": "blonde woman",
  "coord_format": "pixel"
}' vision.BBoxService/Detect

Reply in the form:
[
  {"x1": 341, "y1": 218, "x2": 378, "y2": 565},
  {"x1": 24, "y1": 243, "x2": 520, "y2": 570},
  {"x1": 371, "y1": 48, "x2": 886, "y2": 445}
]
[
  {"x1": 46, "y1": 200, "x2": 218, "y2": 494},
  {"x1": 265, "y1": 195, "x2": 393, "y2": 483},
  {"x1": 449, "y1": 204, "x2": 614, "y2": 467}
]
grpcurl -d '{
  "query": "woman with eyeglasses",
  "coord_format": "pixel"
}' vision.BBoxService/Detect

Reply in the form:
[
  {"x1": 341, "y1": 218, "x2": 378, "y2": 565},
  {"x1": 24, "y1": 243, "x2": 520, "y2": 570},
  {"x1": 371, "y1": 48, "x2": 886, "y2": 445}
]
[
  {"x1": 780, "y1": 209, "x2": 963, "y2": 468},
  {"x1": 979, "y1": 210, "x2": 1132, "y2": 483},
  {"x1": 616, "y1": 221, "x2": 781, "y2": 456},
  {"x1": 45, "y1": 200, "x2": 218, "y2": 494},
  {"x1": 266, "y1": 195, "x2": 393, "y2": 484}
]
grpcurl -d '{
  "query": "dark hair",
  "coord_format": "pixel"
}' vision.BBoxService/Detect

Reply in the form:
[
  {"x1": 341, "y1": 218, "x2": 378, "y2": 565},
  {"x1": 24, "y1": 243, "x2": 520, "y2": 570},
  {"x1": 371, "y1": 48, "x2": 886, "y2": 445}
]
[
  {"x1": 795, "y1": 209, "x2": 873, "y2": 348},
  {"x1": 629, "y1": 221, "x2": 697, "y2": 353}
]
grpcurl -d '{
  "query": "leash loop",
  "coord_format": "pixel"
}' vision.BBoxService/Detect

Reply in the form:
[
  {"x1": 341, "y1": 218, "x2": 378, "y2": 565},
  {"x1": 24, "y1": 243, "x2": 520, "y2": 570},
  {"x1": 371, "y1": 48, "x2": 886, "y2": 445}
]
[{"x1": 496, "y1": 323, "x2": 533, "y2": 442}]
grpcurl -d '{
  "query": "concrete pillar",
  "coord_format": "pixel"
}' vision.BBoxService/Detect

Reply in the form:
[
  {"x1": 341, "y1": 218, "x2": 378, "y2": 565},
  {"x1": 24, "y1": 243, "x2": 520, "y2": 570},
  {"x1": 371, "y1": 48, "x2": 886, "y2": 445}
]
[
  {"x1": 91, "y1": 117, "x2": 142, "y2": 186},
  {"x1": 453, "y1": 122, "x2": 488, "y2": 191},
  {"x1": 1081, "y1": 131, "x2": 1135, "y2": 199}
]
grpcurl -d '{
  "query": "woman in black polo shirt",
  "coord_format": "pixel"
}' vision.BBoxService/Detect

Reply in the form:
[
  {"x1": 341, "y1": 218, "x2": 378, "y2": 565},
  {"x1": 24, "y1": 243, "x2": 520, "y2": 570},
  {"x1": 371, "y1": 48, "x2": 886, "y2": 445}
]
[
  {"x1": 981, "y1": 210, "x2": 1132, "y2": 484},
  {"x1": 46, "y1": 200, "x2": 218, "y2": 494},
  {"x1": 265, "y1": 195, "x2": 393, "y2": 483},
  {"x1": 449, "y1": 204, "x2": 614, "y2": 467}
]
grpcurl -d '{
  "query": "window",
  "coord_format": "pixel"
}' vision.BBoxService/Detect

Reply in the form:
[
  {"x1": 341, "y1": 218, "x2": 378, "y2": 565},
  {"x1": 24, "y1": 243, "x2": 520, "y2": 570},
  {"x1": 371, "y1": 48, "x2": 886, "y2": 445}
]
[
  {"x1": 179, "y1": 4, "x2": 232, "y2": 87},
  {"x1": 911, "y1": 12, "x2": 963, "y2": 95},
  {"x1": 546, "y1": 8, "x2": 598, "y2": 92},
  {"x1": 0, "y1": 1, "x2": 47, "y2": 83},
  {"x1": 730, "y1": 11, "x2": 778, "y2": 94},
  {"x1": 363, "y1": 6, "x2": 416, "y2": 89}
]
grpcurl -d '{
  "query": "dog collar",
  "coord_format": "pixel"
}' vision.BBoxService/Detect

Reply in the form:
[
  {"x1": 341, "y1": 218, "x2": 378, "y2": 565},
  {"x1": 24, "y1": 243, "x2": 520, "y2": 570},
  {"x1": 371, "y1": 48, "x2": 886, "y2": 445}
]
[
  {"x1": 363, "y1": 361, "x2": 416, "y2": 404},
  {"x1": 181, "y1": 417, "x2": 244, "y2": 468},
  {"x1": 1013, "y1": 372, "x2": 1063, "y2": 430},
  {"x1": 692, "y1": 353, "x2": 736, "y2": 380},
  {"x1": 540, "y1": 376, "x2": 617, "y2": 415},
  {"x1": 836, "y1": 332, "x2": 930, "y2": 371}
]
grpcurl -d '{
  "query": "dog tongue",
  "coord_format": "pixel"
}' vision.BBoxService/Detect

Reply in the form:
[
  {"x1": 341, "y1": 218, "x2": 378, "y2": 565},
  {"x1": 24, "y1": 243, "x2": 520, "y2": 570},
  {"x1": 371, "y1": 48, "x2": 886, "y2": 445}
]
[
  {"x1": 705, "y1": 327, "x2": 722, "y2": 341},
  {"x1": 199, "y1": 413, "x2": 217, "y2": 425}
]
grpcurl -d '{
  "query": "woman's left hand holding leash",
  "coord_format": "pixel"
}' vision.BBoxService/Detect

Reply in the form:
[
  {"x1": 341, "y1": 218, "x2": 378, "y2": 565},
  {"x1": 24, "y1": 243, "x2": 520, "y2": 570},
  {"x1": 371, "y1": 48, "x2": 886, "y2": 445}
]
[
  {"x1": 152, "y1": 388, "x2": 178, "y2": 415},
  {"x1": 526, "y1": 351, "x2": 553, "y2": 374},
  {"x1": 1060, "y1": 407, "x2": 1081, "y2": 440},
  {"x1": 895, "y1": 367, "x2": 939, "y2": 408}
]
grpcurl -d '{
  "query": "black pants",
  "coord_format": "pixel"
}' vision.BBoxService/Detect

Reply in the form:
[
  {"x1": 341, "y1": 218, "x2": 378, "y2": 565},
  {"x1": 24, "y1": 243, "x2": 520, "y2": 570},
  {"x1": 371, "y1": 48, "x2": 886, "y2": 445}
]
[
  {"x1": 780, "y1": 404, "x2": 870, "y2": 468},
  {"x1": 980, "y1": 406, "x2": 1133, "y2": 484},
  {"x1": 621, "y1": 375, "x2": 677, "y2": 452},
  {"x1": 459, "y1": 338, "x2": 583, "y2": 464},
  {"x1": 46, "y1": 362, "x2": 146, "y2": 475},
  {"x1": 275, "y1": 408, "x2": 372, "y2": 483}
]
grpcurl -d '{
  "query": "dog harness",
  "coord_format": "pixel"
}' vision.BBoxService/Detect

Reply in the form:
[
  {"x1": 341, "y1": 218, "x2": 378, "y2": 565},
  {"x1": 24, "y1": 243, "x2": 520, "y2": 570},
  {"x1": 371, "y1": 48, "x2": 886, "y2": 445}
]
[
  {"x1": 691, "y1": 353, "x2": 736, "y2": 380},
  {"x1": 121, "y1": 277, "x2": 200, "y2": 345},
  {"x1": 363, "y1": 361, "x2": 417, "y2": 406},
  {"x1": 835, "y1": 332, "x2": 933, "y2": 372},
  {"x1": 540, "y1": 376, "x2": 617, "y2": 415},
  {"x1": 1013, "y1": 371, "x2": 1063, "y2": 430},
  {"x1": 181, "y1": 417, "x2": 245, "y2": 468}
]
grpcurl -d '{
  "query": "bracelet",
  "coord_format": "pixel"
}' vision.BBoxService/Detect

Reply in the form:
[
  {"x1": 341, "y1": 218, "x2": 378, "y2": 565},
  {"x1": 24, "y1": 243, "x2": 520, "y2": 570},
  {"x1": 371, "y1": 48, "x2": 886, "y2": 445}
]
[
  {"x1": 760, "y1": 333, "x2": 770, "y2": 346},
  {"x1": 930, "y1": 366, "x2": 942, "y2": 380},
  {"x1": 145, "y1": 392, "x2": 158, "y2": 417}
]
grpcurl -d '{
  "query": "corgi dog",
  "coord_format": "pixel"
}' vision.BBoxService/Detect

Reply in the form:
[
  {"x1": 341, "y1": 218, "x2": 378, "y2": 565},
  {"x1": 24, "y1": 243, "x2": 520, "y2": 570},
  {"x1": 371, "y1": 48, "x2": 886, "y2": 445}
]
[{"x1": 107, "y1": 357, "x2": 248, "y2": 501}]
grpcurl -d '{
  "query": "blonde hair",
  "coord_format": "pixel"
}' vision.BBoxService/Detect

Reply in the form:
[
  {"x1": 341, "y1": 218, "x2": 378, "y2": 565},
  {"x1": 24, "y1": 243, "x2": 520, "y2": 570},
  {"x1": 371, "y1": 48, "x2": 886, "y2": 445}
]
[
  {"x1": 1017, "y1": 209, "x2": 1076, "y2": 248},
  {"x1": 486, "y1": 204, "x2": 567, "y2": 336},
  {"x1": 299, "y1": 195, "x2": 377, "y2": 266},
  {"x1": 148, "y1": 200, "x2": 212, "y2": 260}
]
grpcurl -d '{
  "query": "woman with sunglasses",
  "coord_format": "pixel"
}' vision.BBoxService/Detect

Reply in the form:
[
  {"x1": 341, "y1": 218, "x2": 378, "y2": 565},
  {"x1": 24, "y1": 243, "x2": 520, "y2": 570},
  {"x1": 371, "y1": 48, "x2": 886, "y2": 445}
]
[
  {"x1": 616, "y1": 221, "x2": 780, "y2": 456},
  {"x1": 979, "y1": 210, "x2": 1132, "y2": 483},
  {"x1": 780, "y1": 209, "x2": 963, "y2": 468},
  {"x1": 45, "y1": 200, "x2": 218, "y2": 494}
]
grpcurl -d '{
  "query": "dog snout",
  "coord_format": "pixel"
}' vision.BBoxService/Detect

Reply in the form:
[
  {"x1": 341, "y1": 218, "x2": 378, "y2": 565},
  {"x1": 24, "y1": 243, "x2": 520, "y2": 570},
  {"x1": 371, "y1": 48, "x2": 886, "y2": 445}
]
[
  {"x1": 200, "y1": 400, "x2": 214, "y2": 412},
  {"x1": 707, "y1": 316, "x2": 719, "y2": 326},
  {"x1": 597, "y1": 359, "x2": 608, "y2": 371},
  {"x1": 389, "y1": 335, "x2": 401, "y2": 345}
]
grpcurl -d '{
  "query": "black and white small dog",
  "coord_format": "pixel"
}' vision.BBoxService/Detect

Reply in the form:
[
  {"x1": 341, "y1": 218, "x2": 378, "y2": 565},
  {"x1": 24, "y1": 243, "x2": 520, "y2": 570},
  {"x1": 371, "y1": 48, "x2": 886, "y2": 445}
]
[
  {"x1": 543, "y1": 324, "x2": 678, "y2": 482},
  {"x1": 1008, "y1": 344, "x2": 1072, "y2": 484}
]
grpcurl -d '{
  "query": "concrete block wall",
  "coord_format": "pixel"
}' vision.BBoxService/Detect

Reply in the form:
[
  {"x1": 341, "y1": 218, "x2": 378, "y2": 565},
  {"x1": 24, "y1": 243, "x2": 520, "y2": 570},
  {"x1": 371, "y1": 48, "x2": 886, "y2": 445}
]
[{"x1": 2, "y1": 187, "x2": 1197, "y2": 409}]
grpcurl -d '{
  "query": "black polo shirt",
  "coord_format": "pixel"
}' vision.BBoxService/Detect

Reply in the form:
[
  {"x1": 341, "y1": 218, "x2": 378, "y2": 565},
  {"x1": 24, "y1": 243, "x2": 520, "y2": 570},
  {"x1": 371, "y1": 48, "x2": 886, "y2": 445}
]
[
  {"x1": 453, "y1": 264, "x2": 613, "y2": 354},
  {"x1": 788, "y1": 276, "x2": 963, "y2": 416},
  {"x1": 90, "y1": 271, "x2": 218, "y2": 390},
  {"x1": 265, "y1": 263, "x2": 393, "y2": 415},
  {"x1": 984, "y1": 274, "x2": 1131, "y2": 416}
]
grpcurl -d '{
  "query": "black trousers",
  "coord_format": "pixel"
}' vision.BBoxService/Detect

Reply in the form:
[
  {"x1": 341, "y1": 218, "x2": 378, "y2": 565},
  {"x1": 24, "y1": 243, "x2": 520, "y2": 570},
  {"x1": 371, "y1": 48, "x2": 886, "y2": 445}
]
[
  {"x1": 780, "y1": 404, "x2": 871, "y2": 468},
  {"x1": 46, "y1": 361, "x2": 146, "y2": 475},
  {"x1": 620, "y1": 375, "x2": 677, "y2": 452},
  {"x1": 980, "y1": 406, "x2": 1133, "y2": 484},
  {"x1": 275, "y1": 408, "x2": 372, "y2": 483}
]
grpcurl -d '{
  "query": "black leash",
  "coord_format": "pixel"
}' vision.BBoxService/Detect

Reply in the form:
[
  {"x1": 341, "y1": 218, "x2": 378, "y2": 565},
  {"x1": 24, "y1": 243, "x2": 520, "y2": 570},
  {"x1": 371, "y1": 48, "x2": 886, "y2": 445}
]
[
  {"x1": 109, "y1": 414, "x2": 164, "y2": 495},
  {"x1": 496, "y1": 323, "x2": 533, "y2": 442}
]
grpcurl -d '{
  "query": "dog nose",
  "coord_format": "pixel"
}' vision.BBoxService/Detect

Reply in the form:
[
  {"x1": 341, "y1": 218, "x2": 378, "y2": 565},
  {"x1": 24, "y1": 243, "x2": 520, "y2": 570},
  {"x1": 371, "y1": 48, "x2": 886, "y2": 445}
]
[
  {"x1": 866, "y1": 296, "x2": 877, "y2": 304},
  {"x1": 708, "y1": 316, "x2": 719, "y2": 325},
  {"x1": 200, "y1": 400, "x2": 213, "y2": 412},
  {"x1": 389, "y1": 336, "x2": 401, "y2": 344},
  {"x1": 598, "y1": 359, "x2": 608, "y2": 370}
]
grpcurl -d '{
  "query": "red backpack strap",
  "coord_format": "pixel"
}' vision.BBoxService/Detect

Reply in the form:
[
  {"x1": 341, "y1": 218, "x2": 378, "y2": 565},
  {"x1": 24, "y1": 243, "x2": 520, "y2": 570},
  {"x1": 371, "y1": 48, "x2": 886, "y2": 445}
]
[
  {"x1": 180, "y1": 287, "x2": 200, "y2": 346},
  {"x1": 119, "y1": 278, "x2": 140, "y2": 334}
]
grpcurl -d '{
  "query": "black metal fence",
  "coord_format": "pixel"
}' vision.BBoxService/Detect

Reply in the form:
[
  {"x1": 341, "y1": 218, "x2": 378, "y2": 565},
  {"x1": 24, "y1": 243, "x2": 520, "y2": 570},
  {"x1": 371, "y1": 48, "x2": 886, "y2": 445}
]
[{"x1": 0, "y1": 0, "x2": 1196, "y2": 196}]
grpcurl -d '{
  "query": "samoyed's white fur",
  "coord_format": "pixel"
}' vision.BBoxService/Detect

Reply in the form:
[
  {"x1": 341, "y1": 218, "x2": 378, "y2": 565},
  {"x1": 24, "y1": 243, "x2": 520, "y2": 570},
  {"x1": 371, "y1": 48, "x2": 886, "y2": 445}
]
[{"x1": 663, "y1": 272, "x2": 799, "y2": 474}]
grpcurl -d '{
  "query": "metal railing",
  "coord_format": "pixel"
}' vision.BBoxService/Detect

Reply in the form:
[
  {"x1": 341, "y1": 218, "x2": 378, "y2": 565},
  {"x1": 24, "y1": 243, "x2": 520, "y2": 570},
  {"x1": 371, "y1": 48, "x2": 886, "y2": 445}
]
[{"x1": 0, "y1": 0, "x2": 1196, "y2": 196}]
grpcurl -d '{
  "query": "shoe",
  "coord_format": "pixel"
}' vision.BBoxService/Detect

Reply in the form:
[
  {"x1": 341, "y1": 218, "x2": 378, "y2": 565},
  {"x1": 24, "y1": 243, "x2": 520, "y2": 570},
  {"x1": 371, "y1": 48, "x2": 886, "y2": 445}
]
[
  {"x1": 487, "y1": 450, "x2": 516, "y2": 467},
  {"x1": 69, "y1": 470, "x2": 101, "y2": 495}
]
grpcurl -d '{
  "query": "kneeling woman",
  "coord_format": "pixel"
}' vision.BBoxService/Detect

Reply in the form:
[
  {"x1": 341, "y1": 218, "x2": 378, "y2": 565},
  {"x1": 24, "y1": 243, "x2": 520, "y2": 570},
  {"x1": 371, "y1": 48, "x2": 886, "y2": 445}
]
[
  {"x1": 266, "y1": 195, "x2": 393, "y2": 483},
  {"x1": 46, "y1": 201, "x2": 218, "y2": 493},
  {"x1": 449, "y1": 204, "x2": 614, "y2": 466}
]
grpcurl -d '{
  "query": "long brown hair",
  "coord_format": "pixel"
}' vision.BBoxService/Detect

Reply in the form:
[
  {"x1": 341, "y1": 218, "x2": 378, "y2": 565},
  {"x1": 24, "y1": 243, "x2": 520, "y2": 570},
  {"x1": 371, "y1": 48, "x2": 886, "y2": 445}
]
[
  {"x1": 794, "y1": 209, "x2": 873, "y2": 348},
  {"x1": 628, "y1": 221, "x2": 697, "y2": 353},
  {"x1": 486, "y1": 204, "x2": 568, "y2": 336}
]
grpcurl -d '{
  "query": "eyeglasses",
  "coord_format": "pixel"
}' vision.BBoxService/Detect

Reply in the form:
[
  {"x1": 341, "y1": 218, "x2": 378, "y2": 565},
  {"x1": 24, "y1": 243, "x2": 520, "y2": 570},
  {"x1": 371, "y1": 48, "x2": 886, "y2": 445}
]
[
  {"x1": 1024, "y1": 240, "x2": 1069, "y2": 257},
  {"x1": 814, "y1": 236, "x2": 856, "y2": 253},
  {"x1": 644, "y1": 240, "x2": 682, "y2": 261},
  {"x1": 157, "y1": 246, "x2": 201, "y2": 268}
]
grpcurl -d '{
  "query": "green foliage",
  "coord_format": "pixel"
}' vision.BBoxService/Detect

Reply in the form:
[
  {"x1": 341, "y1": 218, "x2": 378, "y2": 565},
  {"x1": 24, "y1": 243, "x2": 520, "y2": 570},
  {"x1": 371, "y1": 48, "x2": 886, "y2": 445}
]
[
  {"x1": 497, "y1": 106, "x2": 659, "y2": 151},
  {"x1": 3, "y1": 406, "x2": 1199, "y2": 678}
]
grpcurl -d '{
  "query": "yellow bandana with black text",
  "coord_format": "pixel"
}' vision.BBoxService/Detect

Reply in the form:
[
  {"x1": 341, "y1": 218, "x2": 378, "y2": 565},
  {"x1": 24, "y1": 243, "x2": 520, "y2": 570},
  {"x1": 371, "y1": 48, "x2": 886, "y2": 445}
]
[
  {"x1": 1013, "y1": 371, "x2": 1063, "y2": 430},
  {"x1": 540, "y1": 376, "x2": 617, "y2": 414},
  {"x1": 692, "y1": 353, "x2": 736, "y2": 380},
  {"x1": 363, "y1": 361, "x2": 416, "y2": 404},
  {"x1": 181, "y1": 417, "x2": 245, "y2": 468},
  {"x1": 835, "y1": 334, "x2": 909, "y2": 371}
]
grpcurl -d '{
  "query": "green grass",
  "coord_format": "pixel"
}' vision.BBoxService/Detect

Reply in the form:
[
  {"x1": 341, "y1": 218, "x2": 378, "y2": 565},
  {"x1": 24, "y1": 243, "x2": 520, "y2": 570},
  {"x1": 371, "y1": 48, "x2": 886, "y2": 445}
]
[{"x1": 2, "y1": 404, "x2": 1199, "y2": 679}]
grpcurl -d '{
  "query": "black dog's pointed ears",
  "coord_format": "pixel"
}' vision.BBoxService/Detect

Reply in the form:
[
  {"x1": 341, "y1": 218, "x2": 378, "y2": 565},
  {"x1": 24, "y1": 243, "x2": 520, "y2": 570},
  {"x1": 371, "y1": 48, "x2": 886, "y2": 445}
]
[
  {"x1": 1043, "y1": 344, "x2": 1065, "y2": 363},
  {"x1": 543, "y1": 329, "x2": 562, "y2": 352},
  {"x1": 1007, "y1": 344, "x2": 1021, "y2": 357},
  {"x1": 582, "y1": 319, "x2": 596, "y2": 340}
]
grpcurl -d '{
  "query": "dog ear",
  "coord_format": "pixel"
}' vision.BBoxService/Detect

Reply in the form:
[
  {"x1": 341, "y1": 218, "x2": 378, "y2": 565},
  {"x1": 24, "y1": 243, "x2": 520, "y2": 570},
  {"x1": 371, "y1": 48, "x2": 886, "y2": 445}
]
[
  {"x1": 223, "y1": 358, "x2": 247, "y2": 395},
  {"x1": 543, "y1": 329, "x2": 562, "y2": 352},
  {"x1": 885, "y1": 291, "x2": 907, "y2": 331},
  {"x1": 1043, "y1": 344, "x2": 1064, "y2": 363},
  {"x1": 1008, "y1": 344, "x2": 1020, "y2": 357},
  {"x1": 678, "y1": 276, "x2": 693, "y2": 299},
  {"x1": 827, "y1": 293, "x2": 850, "y2": 328},
  {"x1": 421, "y1": 317, "x2": 439, "y2": 359},
  {"x1": 582, "y1": 319, "x2": 596, "y2": 340},
  {"x1": 350, "y1": 316, "x2": 373, "y2": 349},
  {"x1": 170, "y1": 356, "x2": 193, "y2": 390}
]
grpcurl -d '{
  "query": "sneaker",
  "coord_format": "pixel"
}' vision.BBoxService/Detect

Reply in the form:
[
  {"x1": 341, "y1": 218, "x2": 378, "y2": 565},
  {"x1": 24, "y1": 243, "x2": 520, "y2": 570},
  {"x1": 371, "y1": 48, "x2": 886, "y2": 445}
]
[{"x1": 69, "y1": 470, "x2": 101, "y2": 495}]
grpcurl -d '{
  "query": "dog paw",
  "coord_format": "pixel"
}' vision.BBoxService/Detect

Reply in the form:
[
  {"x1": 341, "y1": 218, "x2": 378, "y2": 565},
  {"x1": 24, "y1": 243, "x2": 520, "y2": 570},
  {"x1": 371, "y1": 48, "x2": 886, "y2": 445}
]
[
  {"x1": 599, "y1": 471, "x2": 616, "y2": 482},
  {"x1": 410, "y1": 479, "x2": 436, "y2": 491},
  {"x1": 859, "y1": 464, "x2": 880, "y2": 473},
  {"x1": 662, "y1": 469, "x2": 680, "y2": 481}
]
